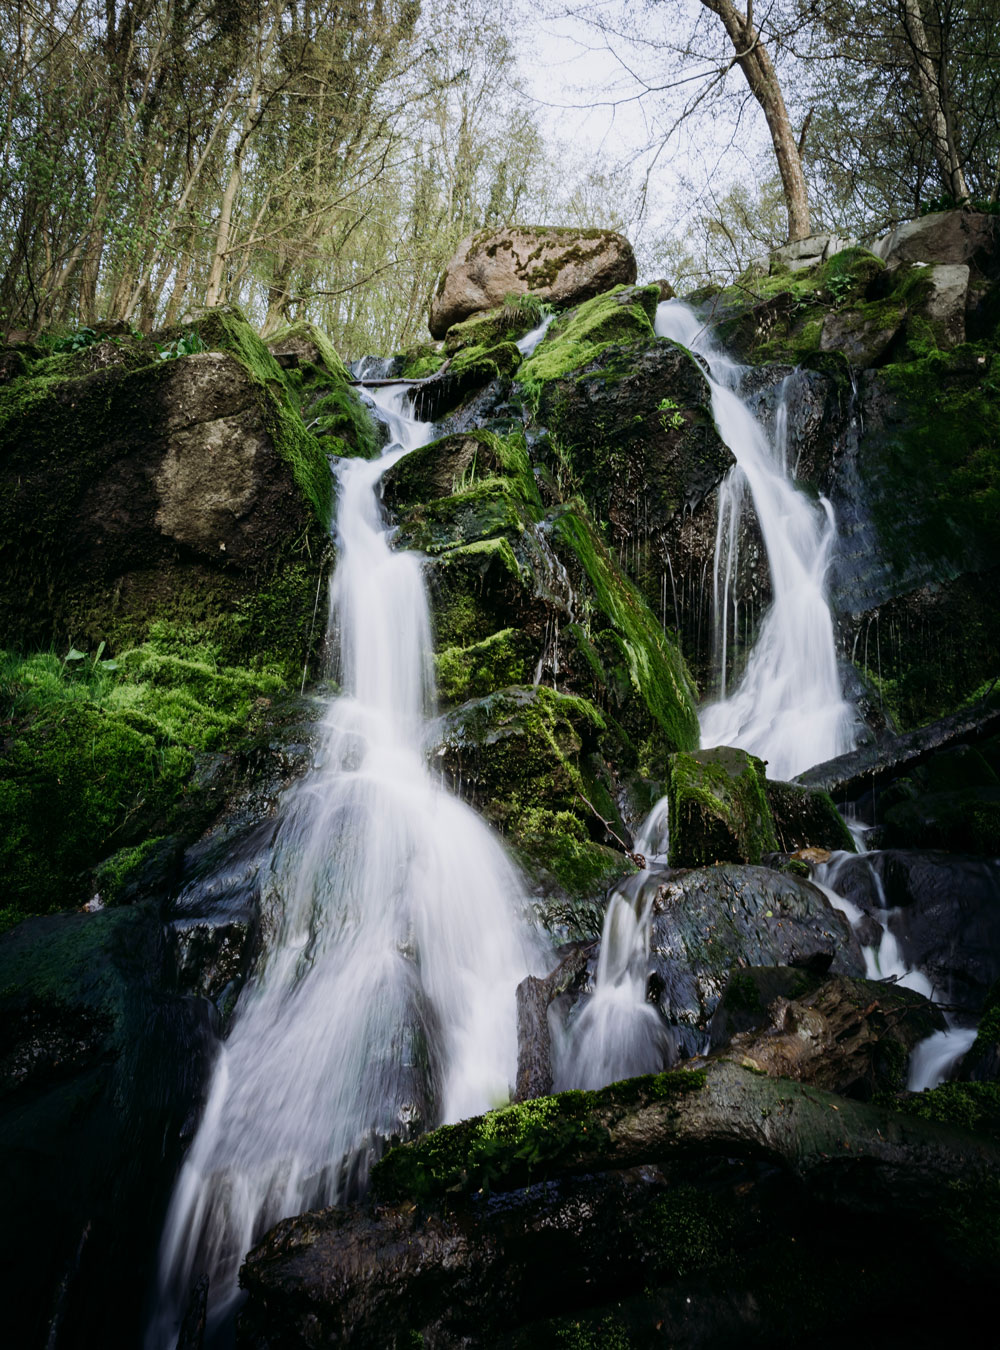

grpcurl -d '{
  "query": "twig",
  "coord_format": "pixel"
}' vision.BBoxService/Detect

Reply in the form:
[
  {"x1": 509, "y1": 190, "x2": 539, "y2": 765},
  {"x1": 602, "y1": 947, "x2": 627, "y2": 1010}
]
[{"x1": 576, "y1": 791, "x2": 646, "y2": 869}]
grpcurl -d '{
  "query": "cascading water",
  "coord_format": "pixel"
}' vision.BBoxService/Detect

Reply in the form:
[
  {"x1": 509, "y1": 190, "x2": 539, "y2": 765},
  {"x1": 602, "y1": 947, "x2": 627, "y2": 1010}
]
[
  {"x1": 565, "y1": 301, "x2": 861, "y2": 1089},
  {"x1": 814, "y1": 848, "x2": 978, "y2": 1090},
  {"x1": 655, "y1": 301, "x2": 859, "y2": 782},
  {"x1": 150, "y1": 385, "x2": 543, "y2": 1344}
]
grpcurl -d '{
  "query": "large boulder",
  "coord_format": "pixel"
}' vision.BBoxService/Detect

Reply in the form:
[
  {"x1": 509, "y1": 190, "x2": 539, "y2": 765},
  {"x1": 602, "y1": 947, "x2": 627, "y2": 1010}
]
[
  {"x1": 873, "y1": 210, "x2": 999, "y2": 276},
  {"x1": 428, "y1": 227, "x2": 637, "y2": 338},
  {"x1": 239, "y1": 1063, "x2": 1000, "y2": 1349},
  {"x1": 0, "y1": 307, "x2": 349, "y2": 673},
  {"x1": 647, "y1": 863, "x2": 865, "y2": 1051}
]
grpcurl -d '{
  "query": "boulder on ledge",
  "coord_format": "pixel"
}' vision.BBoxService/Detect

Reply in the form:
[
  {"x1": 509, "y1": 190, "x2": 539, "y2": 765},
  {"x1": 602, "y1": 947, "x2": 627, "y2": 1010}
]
[{"x1": 428, "y1": 227, "x2": 637, "y2": 338}]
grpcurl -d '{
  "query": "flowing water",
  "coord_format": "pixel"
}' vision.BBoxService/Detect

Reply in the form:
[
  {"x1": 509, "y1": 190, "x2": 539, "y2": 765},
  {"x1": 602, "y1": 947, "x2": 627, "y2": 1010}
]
[
  {"x1": 654, "y1": 301, "x2": 858, "y2": 782},
  {"x1": 565, "y1": 301, "x2": 862, "y2": 1089},
  {"x1": 151, "y1": 385, "x2": 543, "y2": 1344}
]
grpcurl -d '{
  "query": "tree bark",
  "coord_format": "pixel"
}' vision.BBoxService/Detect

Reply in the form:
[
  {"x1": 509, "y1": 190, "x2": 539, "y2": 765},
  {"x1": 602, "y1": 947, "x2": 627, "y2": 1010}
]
[
  {"x1": 698, "y1": 0, "x2": 812, "y2": 241},
  {"x1": 900, "y1": 0, "x2": 969, "y2": 201}
]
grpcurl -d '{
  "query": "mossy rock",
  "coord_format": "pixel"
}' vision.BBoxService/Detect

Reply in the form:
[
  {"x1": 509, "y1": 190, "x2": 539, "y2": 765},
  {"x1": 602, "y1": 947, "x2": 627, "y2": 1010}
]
[
  {"x1": 516, "y1": 284, "x2": 660, "y2": 406},
  {"x1": 0, "y1": 306, "x2": 341, "y2": 676},
  {"x1": 267, "y1": 319, "x2": 379, "y2": 460},
  {"x1": 765, "y1": 779, "x2": 856, "y2": 853},
  {"x1": 0, "y1": 641, "x2": 284, "y2": 917},
  {"x1": 372, "y1": 1069, "x2": 706, "y2": 1204},
  {"x1": 433, "y1": 685, "x2": 631, "y2": 918},
  {"x1": 959, "y1": 978, "x2": 1000, "y2": 1082},
  {"x1": 549, "y1": 506, "x2": 699, "y2": 766},
  {"x1": 668, "y1": 746, "x2": 778, "y2": 868},
  {"x1": 443, "y1": 299, "x2": 546, "y2": 355},
  {"x1": 435, "y1": 628, "x2": 536, "y2": 704}
]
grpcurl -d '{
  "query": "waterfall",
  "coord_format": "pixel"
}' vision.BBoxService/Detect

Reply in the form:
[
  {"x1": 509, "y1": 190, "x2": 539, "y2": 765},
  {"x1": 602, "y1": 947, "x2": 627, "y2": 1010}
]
[
  {"x1": 655, "y1": 301, "x2": 859, "y2": 783},
  {"x1": 564, "y1": 301, "x2": 861, "y2": 1090},
  {"x1": 150, "y1": 385, "x2": 543, "y2": 1343}
]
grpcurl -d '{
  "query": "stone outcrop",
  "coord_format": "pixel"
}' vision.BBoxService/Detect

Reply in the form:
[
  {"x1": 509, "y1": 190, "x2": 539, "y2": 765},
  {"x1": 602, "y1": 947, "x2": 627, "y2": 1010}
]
[
  {"x1": 428, "y1": 227, "x2": 636, "y2": 338},
  {"x1": 0, "y1": 307, "x2": 357, "y2": 673},
  {"x1": 873, "y1": 209, "x2": 999, "y2": 275},
  {"x1": 238, "y1": 1062, "x2": 1000, "y2": 1349},
  {"x1": 771, "y1": 231, "x2": 852, "y2": 272}
]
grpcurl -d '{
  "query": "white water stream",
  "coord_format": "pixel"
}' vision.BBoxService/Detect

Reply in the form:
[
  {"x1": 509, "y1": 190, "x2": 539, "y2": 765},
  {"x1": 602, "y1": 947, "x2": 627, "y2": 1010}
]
[
  {"x1": 566, "y1": 302, "x2": 865, "y2": 1090},
  {"x1": 151, "y1": 387, "x2": 542, "y2": 1343},
  {"x1": 654, "y1": 301, "x2": 858, "y2": 782}
]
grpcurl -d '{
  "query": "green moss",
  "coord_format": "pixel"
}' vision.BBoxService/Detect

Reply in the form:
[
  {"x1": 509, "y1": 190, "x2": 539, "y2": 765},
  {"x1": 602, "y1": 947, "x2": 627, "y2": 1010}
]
[
  {"x1": 175, "y1": 306, "x2": 334, "y2": 517},
  {"x1": 668, "y1": 746, "x2": 779, "y2": 868},
  {"x1": 371, "y1": 1069, "x2": 705, "y2": 1203},
  {"x1": 435, "y1": 628, "x2": 535, "y2": 703},
  {"x1": 267, "y1": 319, "x2": 378, "y2": 462},
  {"x1": 644, "y1": 1184, "x2": 736, "y2": 1278},
  {"x1": 896, "y1": 1081, "x2": 1000, "y2": 1140},
  {"x1": 550, "y1": 1315, "x2": 633, "y2": 1349},
  {"x1": 551, "y1": 506, "x2": 699, "y2": 764},
  {"x1": 516, "y1": 285, "x2": 659, "y2": 406},
  {"x1": 443, "y1": 300, "x2": 546, "y2": 355},
  {"x1": 448, "y1": 339, "x2": 522, "y2": 384},
  {"x1": 514, "y1": 806, "x2": 632, "y2": 902},
  {"x1": 870, "y1": 344, "x2": 1000, "y2": 573},
  {"x1": 0, "y1": 638, "x2": 283, "y2": 916},
  {"x1": 90, "y1": 837, "x2": 168, "y2": 907},
  {"x1": 0, "y1": 309, "x2": 334, "y2": 676},
  {"x1": 398, "y1": 344, "x2": 447, "y2": 379}
]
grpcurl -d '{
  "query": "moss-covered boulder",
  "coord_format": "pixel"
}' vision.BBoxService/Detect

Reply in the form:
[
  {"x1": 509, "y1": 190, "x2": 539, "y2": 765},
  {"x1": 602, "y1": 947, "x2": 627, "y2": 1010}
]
[
  {"x1": 429, "y1": 226, "x2": 637, "y2": 338},
  {"x1": 764, "y1": 778, "x2": 857, "y2": 853},
  {"x1": 515, "y1": 283, "x2": 660, "y2": 404},
  {"x1": 267, "y1": 320, "x2": 379, "y2": 459},
  {"x1": 0, "y1": 640, "x2": 295, "y2": 918},
  {"x1": 239, "y1": 1060, "x2": 1000, "y2": 1349},
  {"x1": 667, "y1": 746, "x2": 777, "y2": 868},
  {"x1": 442, "y1": 296, "x2": 549, "y2": 354},
  {"x1": 433, "y1": 685, "x2": 631, "y2": 932},
  {"x1": 0, "y1": 305, "x2": 373, "y2": 673}
]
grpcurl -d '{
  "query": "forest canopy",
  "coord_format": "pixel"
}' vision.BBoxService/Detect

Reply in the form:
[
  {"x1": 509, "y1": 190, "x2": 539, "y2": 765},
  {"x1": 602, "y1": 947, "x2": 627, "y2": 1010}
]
[{"x1": 2, "y1": 0, "x2": 998, "y2": 351}]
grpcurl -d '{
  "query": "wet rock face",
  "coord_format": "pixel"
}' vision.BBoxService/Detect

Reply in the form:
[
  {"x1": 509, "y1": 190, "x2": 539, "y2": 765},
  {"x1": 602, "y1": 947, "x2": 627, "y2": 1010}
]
[
  {"x1": 827, "y1": 849, "x2": 1000, "y2": 1010},
  {"x1": 0, "y1": 907, "x2": 215, "y2": 1349},
  {"x1": 647, "y1": 863, "x2": 864, "y2": 1051},
  {"x1": 709, "y1": 966, "x2": 943, "y2": 1098},
  {"x1": 429, "y1": 227, "x2": 637, "y2": 338}
]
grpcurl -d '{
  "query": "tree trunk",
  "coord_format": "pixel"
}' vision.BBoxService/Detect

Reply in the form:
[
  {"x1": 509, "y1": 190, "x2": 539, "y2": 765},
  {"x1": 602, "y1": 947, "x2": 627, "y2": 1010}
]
[
  {"x1": 900, "y1": 0, "x2": 969, "y2": 201},
  {"x1": 698, "y1": 0, "x2": 812, "y2": 241}
]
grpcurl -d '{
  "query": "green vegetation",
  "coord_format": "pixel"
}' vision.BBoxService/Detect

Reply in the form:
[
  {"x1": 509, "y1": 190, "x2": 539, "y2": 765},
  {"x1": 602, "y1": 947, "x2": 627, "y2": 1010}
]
[
  {"x1": 551, "y1": 506, "x2": 699, "y2": 765},
  {"x1": 443, "y1": 295, "x2": 550, "y2": 354},
  {"x1": 0, "y1": 634, "x2": 285, "y2": 921},
  {"x1": 371, "y1": 1069, "x2": 706, "y2": 1203},
  {"x1": 668, "y1": 746, "x2": 778, "y2": 868},
  {"x1": 516, "y1": 285, "x2": 660, "y2": 406},
  {"x1": 435, "y1": 628, "x2": 534, "y2": 703},
  {"x1": 895, "y1": 1081, "x2": 1000, "y2": 1140}
]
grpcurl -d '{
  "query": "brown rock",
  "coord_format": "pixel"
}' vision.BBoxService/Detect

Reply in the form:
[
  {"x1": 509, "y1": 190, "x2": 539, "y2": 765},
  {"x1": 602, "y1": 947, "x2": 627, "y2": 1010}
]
[{"x1": 428, "y1": 227, "x2": 636, "y2": 338}]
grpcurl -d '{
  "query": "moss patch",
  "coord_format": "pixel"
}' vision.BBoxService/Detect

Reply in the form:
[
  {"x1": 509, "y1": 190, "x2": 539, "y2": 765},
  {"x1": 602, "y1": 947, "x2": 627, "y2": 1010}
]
[
  {"x1": 435, "y1": 628, "x2": 535, "y2": 703},
  {"x1": 668, "y1": 746, "x2": 778, "y2": 868},
  {"x1": 372, "y1": 1069, "x2": 706, "y2": 1203},
  {"x1": 516, "y1": 285, "x2": 659, "y2": 407},
  {"x1": 551, "y1": 506, "x2": 698, "y2": 766},
  {"x1": 0, "y1": 637, "x2": 283, "y2": 917}
]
